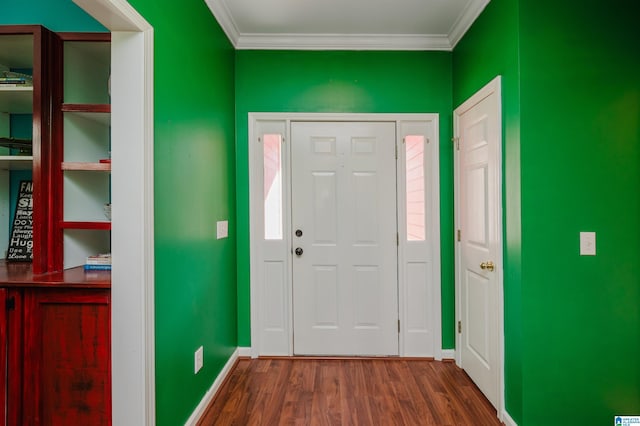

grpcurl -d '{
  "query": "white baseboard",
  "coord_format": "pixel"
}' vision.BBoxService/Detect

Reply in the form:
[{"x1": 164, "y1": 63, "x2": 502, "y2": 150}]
[
  {"x1": 238, "y1": 346, "x2": 252, "y2": 357},
  {"x1": 441, "y1": 349, "x2": 455, "y2": 360},
  {"x1": 501, "y1": 409, "x2": 518, "y2": 426},
  {"x1": 184, "y1": 348, "x2": 240, "y2": 426}
]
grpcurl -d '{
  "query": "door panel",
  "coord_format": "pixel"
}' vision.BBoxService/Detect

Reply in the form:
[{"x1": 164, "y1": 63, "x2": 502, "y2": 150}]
[
  {"x1": 467, "y1": 270, "x2": 490, "y2": 365},
  {"x1": 312, "y1": 266, "x2": 339, "y2": 327},
  {"x1": 457, "y1": 88, "x2": 500, "y2": 407},
  {"x1": 312, "y1": 172, "x2": 338, "y2": 242},
  {"x1": 292, "y1": 121, "x2": 398, "y2": 356}
]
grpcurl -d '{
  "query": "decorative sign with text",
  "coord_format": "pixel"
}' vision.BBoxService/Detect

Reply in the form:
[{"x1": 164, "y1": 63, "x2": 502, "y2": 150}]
[{"x1": 7, "y1": 180, "x2": 33, "y2": 262}]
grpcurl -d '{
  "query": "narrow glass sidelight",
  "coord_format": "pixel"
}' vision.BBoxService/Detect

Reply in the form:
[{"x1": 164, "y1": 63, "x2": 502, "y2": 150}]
[
  {"x1": 263, "y1": 134, "x2": 283, "y2": 240},
  {"x1": 405, "y1": 135, "x2": 426, "y2": 241}
]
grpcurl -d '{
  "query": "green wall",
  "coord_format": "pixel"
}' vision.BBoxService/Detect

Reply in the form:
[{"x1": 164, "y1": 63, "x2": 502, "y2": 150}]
[
  {"x1": 455, "y1": 0, "x2": 640, "y2": 424},
  {"x1": 518, "y1": 0, "x2": 640, "y2": 424},
  {"x1": 123, "y1": 1, "x2": 237, "y2": 425},
  {"x1": 235, "y1": 50, "x2": 456, "y2": 348},
  {"x1": 452, "y1": 0, "x2": 523, "y2": 422}
]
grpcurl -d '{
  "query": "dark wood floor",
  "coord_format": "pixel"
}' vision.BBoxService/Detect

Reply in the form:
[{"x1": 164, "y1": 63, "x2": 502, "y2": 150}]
[{"x1": 198, "y1": 358, "x2": 503, "y2": 426}]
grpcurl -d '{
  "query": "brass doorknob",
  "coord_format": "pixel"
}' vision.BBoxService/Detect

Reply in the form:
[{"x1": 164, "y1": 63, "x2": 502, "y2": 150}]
[{"x1": 480, "y1": 261, "x2": 495, "y2": 272}]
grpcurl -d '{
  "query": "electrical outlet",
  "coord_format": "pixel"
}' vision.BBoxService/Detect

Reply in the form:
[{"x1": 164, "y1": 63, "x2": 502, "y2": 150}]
[{"x1": 194, "y1": 346, "x2": 203, "y2": 374}]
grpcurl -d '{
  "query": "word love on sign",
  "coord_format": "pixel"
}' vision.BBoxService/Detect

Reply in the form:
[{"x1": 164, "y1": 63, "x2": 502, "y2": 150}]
[{"x1": 7, "y1": 180, "x2": 33, "y2": 262}]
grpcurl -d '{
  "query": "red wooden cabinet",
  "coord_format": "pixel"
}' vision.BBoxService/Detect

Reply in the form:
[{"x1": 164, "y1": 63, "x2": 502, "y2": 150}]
[
  {"x1": 5, "y1": 289, "x2": 24, "y2": 426},
  {"x1": 22, "y1": 288, "x2": 111, "y2": 425},
  {"x1": 0, "y1": 289, "x2": 6, "y2": 424},
  {"x1": 0, "y1": 285, "x2": 110, "y2": 426}
]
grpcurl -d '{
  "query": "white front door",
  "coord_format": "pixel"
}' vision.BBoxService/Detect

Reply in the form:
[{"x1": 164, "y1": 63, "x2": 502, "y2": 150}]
[
  {"x1": 291, "y1": 121, "x2": 399, "y2": 356},
  {"x1": 455, "y1": 78, "x2": 502, "y2": 408}
]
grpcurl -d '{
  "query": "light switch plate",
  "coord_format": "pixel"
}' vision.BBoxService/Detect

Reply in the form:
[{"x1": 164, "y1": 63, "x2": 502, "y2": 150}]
[
  {"x1": 216, "y1": 220, "x2": 228, "y2": 239},
  {"x1": 580, "y1": 232, "x2": 596, "y2": 256},
  {"x1": 194, "y1": 346, "x2": 203, "y2": 374}
]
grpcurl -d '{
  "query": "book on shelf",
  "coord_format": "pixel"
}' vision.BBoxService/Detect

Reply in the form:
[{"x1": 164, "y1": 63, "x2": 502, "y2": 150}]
[
  {"x1": 0, "y1": 71, "x2": 33, "y2": 86},
  {"x1": 84, "y1": 264, "x2": 112, "y2": 271},
  {"x1": 85, "y1": 253, "x2": 111, "y2": 265}
]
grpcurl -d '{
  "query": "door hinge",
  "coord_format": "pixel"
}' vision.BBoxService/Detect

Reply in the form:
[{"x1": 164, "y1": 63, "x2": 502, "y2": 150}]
[
  {"x1": 395, "y1": 143, "x2": 398, "y2": 159},
  {"x1": 452, "y1": 137, "x2": 460, "y2": 151},
  {"x1": 457, "y1": 229, "x2": 461, "y2": 242},
  {"x1": 398, "y1": 319, "x2": 401, "y2": 333},
  {"x1": 397, "y1": 233, "x2": 399, "y2": 246},
  {"x1": 6, "y1": 296, "x2": 15, "y2": 311},
  {"x1": 458, "y1": 320, "x2": 462, "y2": 334}
]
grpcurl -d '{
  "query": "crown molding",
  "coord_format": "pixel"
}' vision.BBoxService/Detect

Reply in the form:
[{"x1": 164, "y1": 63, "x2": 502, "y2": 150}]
[
  {"x1": 236, "y1": 33, "x2": 453, "y2": 51},
  {"x1": 448, "y1": 0, "x2": 490, "y2": 48},
  {"x1": 205, "y1": 0, "x2": 490, "y2": 51},
  {"x1": 204, "y1": 0, "x2": 240, "y2": 46}
]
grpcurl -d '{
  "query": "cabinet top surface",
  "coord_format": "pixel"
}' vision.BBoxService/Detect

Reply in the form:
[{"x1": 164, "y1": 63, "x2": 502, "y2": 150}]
[{"x1": 0, "y1": 260, "x2": 110, "y2": 288}]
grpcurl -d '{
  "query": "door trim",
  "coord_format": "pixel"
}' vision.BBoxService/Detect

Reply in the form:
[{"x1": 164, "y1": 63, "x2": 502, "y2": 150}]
[
  {"x1": 249, "y1": 113, "x2": 442, "y2": 359},
  {"x1": 453, "y1": 76, "x2": 505, "y2": 420},
  {"x1": 73, "y1": 1, "x2": 156, "y2": 424}
]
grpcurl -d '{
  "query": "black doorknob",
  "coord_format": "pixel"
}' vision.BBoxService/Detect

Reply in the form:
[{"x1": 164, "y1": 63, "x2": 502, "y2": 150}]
[
  {"x1": 295, "y1": 247, "x2": 303, "y2": 256},
  {"x1": 295, "y1": 229, "x2": 303, "y2": 237}
]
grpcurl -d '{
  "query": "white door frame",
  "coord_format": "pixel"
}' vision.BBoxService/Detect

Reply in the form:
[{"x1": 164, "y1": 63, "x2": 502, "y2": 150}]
[
  {"x1": 249, "y1": 112, "x2": 442, "y2": 359},
  {"x1": 454, "y1": 76, "x2": 506, "y2": 422},
  {"x1": 73, "y1": 1, "x2": 155, "y2": 425}
]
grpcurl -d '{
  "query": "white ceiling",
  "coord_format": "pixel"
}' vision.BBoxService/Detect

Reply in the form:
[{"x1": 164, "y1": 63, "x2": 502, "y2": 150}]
[{"x1": 205, "y1": 0, "x2": 490, "y2": 51}]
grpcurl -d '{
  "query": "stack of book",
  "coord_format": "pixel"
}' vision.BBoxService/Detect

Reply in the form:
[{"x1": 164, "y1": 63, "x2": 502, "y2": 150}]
[
  {"x1": 84, "y1": 253, "x2": 112, "y2": 271},
  {"x1": 0, "y1": 70, "x2": 33, "y2": 87}
]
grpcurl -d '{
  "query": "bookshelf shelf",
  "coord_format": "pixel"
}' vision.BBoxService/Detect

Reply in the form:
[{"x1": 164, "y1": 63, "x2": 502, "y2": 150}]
[
  {"x1": 61, "y1": 221, "x2": 111, "y2": 231},
  {"x1": 61, "y1": 162, "x2": 110, "y2": 171},
  {"x1": 0, "y1": 85, "x2": 33, "y2": 113},
  {"x1": 0, "y1": 156, "x2": 33, "y2": 170},
  {"x1": 0, "y1": 86, "x2": 32, "y2": 91},
  {"x1": 61, "y1": 103, "x2": 110, "y2": 113}
]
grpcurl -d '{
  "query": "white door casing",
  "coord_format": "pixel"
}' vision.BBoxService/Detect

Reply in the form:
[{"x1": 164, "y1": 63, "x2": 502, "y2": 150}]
[
  {"x1": 454, "y1": 77, "x2": 504, "y2": 414},
  {"x1": 72, "y1": 1, "x2": 156, "y2": 425},
  {"x1": 291, "y1": 121, "x2": 398, "y2": 356},
  {"x1": 249, "y1": 113, "x2": 441, "y2": 359}
]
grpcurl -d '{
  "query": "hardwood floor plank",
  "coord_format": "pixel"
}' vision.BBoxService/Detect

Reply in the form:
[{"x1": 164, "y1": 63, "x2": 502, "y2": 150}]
[{"x1": 197, "y1": 358, "x2": 503, "y2": 426}]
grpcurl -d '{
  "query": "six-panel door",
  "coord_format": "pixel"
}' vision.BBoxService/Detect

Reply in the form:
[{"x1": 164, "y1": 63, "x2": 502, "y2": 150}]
[{"x1": 291, "y1": 121, "x2": 399, "y2": 356}]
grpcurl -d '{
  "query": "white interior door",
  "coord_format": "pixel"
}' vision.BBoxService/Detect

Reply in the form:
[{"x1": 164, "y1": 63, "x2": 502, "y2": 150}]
[
  {"x1": 455, "y1": 79, "x2": 502, "y2": 408},
  {"x1": 291, "y1": 121, "x2": 398, "y2": 356}
]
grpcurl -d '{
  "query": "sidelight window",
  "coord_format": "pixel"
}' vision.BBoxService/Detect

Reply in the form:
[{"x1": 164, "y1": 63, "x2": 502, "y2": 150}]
[
  {"x1": 263, "y1": 134, "x2": 283, "y2": 240},
  {"x1": 405, "y1": 135, "x2": 426, "y2": 241}
]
